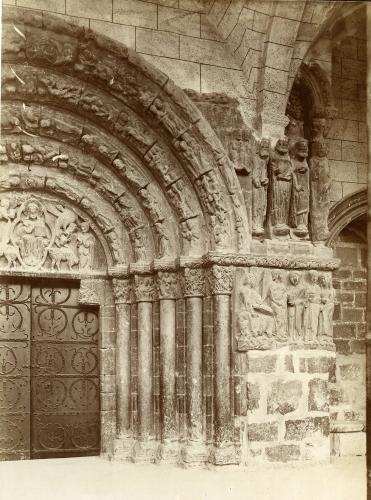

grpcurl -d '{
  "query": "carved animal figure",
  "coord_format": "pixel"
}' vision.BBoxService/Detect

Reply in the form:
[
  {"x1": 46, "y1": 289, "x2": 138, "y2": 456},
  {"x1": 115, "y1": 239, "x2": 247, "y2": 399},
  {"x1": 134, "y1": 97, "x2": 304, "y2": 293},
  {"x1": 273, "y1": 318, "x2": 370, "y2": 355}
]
[
  {"x1": 49, "y1": 246, "x2": 78, "y2": 270},
  {"x1": 0, "y1": 243, "x2": 20, "y2": 268}
]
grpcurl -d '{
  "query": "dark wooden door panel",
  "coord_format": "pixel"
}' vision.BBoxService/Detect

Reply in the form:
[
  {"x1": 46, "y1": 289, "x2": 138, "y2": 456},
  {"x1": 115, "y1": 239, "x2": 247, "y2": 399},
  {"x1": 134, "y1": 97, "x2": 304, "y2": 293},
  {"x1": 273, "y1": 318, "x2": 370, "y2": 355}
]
[
  {"x1": 30, "y1": 284, "x2": 100, "y2": 459},
  {"x1": 0, "y1": 282, "x2": 31, "y2": 460}
]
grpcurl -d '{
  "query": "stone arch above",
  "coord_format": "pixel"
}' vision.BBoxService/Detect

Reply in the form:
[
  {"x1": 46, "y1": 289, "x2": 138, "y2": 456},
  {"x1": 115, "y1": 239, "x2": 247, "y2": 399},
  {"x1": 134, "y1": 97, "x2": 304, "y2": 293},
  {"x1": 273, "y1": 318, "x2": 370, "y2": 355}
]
[
  {"x1": 1, "y1": 6, "x2": 250, "y2": 263},
  {"x1": 327, "y1": 189, "x2": 367, "y2": 247}
]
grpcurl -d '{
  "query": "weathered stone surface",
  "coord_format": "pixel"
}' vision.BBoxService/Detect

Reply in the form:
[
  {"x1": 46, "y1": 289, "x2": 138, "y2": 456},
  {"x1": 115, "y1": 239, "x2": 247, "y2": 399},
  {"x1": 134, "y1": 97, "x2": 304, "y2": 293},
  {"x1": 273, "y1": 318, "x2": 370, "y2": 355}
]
[
  {"x1": 299, "y1": 357, "x2": 335, "y2": 374},
  {"x1": 265, "y1": 444, "x2": 300, "y2": 462},
  {"x1": 267, "y1": 380, "x2": 302, "y2": 415},
  {"x1": 285, "y1": 417, "x2": 330, "y2": 440},
  {"x1": 285, "y1": 355, "x2": 294, "y2": 373},
  {"x1": 308, "y1": 378, "x2": 328, "y2": 412},
  {"x1": 247, "y1": 422, "x2": 278, "y2": 442},
  {"x1": 246, "y1": 382, "x2": 260, "y2": 411},
  {"x1": 249, "y1": 355, "x2": 277, "y2": 373}
]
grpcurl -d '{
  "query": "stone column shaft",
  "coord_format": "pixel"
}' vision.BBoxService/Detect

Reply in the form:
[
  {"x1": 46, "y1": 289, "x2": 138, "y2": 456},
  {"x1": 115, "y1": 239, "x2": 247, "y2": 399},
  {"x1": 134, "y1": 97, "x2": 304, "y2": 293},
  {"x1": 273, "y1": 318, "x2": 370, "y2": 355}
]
[
  {"x1": 208, "y1": 265, "x2": 236, "y2": 465},
  {"x1": 137, "y1": 300, "x2": 153, "y2": 439}
]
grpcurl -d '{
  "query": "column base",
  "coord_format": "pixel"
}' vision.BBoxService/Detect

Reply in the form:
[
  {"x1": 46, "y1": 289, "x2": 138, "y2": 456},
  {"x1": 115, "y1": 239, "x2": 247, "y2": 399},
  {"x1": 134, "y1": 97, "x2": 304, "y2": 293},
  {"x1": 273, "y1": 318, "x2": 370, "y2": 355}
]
[
  {"x1": 113, "y1": 434, "x2": 134, "y2": 462},
  {"x1": 211, "y1": 443, "x2": 239, "y2": 466},
  {"x1": 181, "y1": 440, "x2": 208, "y2": 467},
  {"x1": 131, "y1": 439, "x2": 159, "y2": 464},
  {"x1": 156, "y1": 440, "x2": 180, "y2": 464}
]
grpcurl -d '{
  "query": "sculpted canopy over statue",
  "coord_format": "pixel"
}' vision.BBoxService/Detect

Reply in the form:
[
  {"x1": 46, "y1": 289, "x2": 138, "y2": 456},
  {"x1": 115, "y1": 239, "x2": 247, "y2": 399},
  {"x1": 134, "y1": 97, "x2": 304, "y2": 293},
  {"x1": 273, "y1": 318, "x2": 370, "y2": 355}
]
[
  {"x1": 268, "y1": 138, "x2": 293, "y2": 237},
  {"x1": 291, "y1": 139, "x2": 309, "y2": 238},
  {"x1": 252, "y1": 138, "x2": 269, "y2": 237},
  {"x1": 309, "y1": 139, "x2": 331, "y2": 243}
]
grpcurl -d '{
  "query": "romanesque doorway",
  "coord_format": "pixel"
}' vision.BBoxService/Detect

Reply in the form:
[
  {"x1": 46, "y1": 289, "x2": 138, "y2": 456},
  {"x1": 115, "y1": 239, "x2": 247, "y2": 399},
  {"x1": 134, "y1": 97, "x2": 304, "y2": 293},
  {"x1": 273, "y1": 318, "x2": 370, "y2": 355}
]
[{"x1": 0, "y1": 279, "x2": 100, "y2": 460}]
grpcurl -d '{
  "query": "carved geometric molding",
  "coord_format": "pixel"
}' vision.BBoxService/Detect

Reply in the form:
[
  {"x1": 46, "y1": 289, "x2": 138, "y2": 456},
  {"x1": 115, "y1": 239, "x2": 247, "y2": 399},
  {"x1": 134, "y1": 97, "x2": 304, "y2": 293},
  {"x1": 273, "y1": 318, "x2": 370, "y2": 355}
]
[
  {"x1": 1, "y1": 6, "x2": 246, "y2": 258},
  {"x1": 327, "y1": 189, "x2": 367, "y2": 247}
]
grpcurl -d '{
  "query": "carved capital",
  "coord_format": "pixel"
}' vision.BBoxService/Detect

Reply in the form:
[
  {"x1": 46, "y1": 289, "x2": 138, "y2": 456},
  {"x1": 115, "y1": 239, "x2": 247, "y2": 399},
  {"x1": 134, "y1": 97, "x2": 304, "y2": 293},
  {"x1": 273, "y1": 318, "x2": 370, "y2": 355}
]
[
  {"x1": 156, "y1": 271, "x2": 178, "y2": 300},
  {"x1": 182, "y1": 268, "x2": 205, "y2": 297},
  {"x1": 79, "y1": 278, "x2": 104, "y2": 305},
  {"x1": 207, "y1": 265, "x2": 234, "y2": 295},
  {"x1": 112, "y1": 278, "x2": 131, "y2": 304},
  {"x1": 134, "y1": 275, "x2": 155, "y2": 302}
]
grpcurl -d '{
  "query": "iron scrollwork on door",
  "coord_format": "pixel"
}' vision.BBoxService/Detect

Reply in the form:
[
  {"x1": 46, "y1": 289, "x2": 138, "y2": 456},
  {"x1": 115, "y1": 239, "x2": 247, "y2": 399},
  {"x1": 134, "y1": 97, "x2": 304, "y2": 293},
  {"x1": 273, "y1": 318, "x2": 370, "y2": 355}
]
[{"x1": 31, "y1": 284, "x2": 100, "y2": 458}]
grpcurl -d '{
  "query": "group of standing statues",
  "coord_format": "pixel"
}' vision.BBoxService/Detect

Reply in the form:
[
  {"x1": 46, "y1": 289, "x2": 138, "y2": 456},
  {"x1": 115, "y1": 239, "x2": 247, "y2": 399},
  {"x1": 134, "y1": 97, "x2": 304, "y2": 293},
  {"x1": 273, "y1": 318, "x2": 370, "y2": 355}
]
[
  {"x1": 236, "y1": 269, "x2": 335, "y2": 350},
  {"x1": 239, "y1": 136, "x2": 331, "y2": 241}
]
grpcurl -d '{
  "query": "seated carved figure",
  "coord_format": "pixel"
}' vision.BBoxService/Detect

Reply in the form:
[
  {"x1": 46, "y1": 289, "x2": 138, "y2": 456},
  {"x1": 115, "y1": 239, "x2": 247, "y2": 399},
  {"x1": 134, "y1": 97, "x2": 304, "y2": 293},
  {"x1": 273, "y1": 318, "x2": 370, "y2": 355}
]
[{"x1": 237, "y1": 273, "x2": 274, "y2": 348}]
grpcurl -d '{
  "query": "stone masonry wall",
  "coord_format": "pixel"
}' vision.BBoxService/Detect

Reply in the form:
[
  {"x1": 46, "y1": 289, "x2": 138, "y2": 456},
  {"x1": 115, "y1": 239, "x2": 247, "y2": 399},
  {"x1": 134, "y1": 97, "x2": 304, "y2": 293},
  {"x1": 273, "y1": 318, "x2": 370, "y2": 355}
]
[
  {"x1": 330, "y1": 234, "x2": 367, "y2": 456},
  {"x1": 235, "y1": 347, "x2": 335, "y2": 464},
  {"x1": 329, "y1": 30, "x2": 367, "y2": 204}
]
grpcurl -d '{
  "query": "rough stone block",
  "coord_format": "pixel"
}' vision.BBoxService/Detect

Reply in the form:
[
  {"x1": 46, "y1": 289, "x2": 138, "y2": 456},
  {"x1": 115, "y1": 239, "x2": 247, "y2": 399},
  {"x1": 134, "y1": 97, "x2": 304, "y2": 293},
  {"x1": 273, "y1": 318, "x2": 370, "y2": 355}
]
[
  {"x1": 334, "y1": 340, "x2": 350, "y2": 355},
  {"x1": 342, "y1": 182, "x2": 365, "y2": 198},
  {"x1": 180, "y1": 36, "x2": 239, "y2": 69},
  {"x1": 342, "y1": 141, "x2": 367, "y2": 163},
  {"x1": 329, "y1": 160, "x2": 358, "y2": 183},
  {"x1": 158, "y1": 6, "x2": 201, "y2": 37},
  {"x1": 341, "y1": 58, "x2": 366, "y2": 82},
  {"x1": 308, "y1": 378, "x2": 328, "y2": 411},
  {"x1": 66, "y1": 0, "x2": 112, "y2": 20},
  {"x1": 266, "y1": 444, "x2": 300, "y2": 462},
  {"x1": 114, "y1": 0, "x2": 158, "y2": 28},
  {"x1": 18, "y1": 0, "x2": 65, "y2": 13},
  {"x1": 342, "y1": 99, "x2": 365, "y2": 121},
  {"x1": 142, "y1": 54, "x2": 200, "y2": 91},
  {"x1": 333, "y1": 324, "x2": 356, "y2": 340},
  {"x1": 267, "y1": 380, "x2": 302, "y2": 415},
  {"x1": 331, "y1": 431, "x2": 366, "y2": 456},
  {"x1": 249, "y1": 355, "x2": 277, "y2": 373},
  {"x1": 335, "y1": 246, "x2": 359, "y2": 266},
  {"x1": 299, "y1": 356, "x2": 334, "y2": 374},
  {"x1": 90, "y1": 20, "x2": 135, "y2": 48},
  {"x1": 247, "y1": 382, "x2": 260, "y2": 411},
  {"x1": 339, "y1": 363, "x2": 362, "y2": 381},
  {"x1": 327, "y1": 118, "x2": 358, "y2": 141},
  {"x1": 264, "y1": 43, "x2": 293, "y2": 71},
  {"x1": 247, "y1": 422, "x2": 278, "y2": 442},
  {"x1": 136, "y1": 28, "x2": 179, "y2": 58},
  {"x1": 285, "y1": 355, "x2": 294, "y2": 373},
  {"x1": 342, "y1": 308, "x2": 364, "y2": 322},
  {"x1": 285, "y1": 417, "x2": 330, "y2": 440},
  {"x1": 268, "y1": 17, "x2": 298, "y2": 46}
]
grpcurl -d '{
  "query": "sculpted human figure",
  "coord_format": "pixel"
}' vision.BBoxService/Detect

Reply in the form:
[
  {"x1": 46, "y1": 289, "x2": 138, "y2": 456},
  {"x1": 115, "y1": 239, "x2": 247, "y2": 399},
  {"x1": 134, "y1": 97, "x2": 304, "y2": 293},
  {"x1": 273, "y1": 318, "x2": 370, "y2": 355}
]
[
  {"x1": 309, "y1": 139, "x2": 331, "y2": 242},
  {"x1": 305, "y1": 270, "x2": 321, "y2": 341},
  {"x1": 237, "y1": 273, "x2": 272, "y2": 341},
  {"x1": 252, "y1": 138, "x2": 270, "y2": 237},
  {"x1": 266, "y1": 270, "x2": 288, "y2": 336},
  {"x1": 291, "y1": 139, "x2": 309, "y2": 238},
  {"x1": 76, "y1": 222, "x2": 95, "y2": 270},
  {"x1": 287, "y1": 271, "x2": 307, "y2": 341},
  {"x1": 318, "y1": 273, "x2": 335, "y2": 342},
  {"x1": 268, "y1": 138, "x2": 293, "y2": 237}
]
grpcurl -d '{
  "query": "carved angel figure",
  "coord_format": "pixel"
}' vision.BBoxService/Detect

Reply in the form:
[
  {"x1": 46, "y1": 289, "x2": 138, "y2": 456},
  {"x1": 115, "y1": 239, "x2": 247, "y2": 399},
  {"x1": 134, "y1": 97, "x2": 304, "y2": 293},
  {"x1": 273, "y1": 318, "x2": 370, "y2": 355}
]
[
  {"x1": 268, "y1": 138, "x2": 293, "y2": 237},
  {"x1": 305, "y1": 270, "x2": 322, "y2": 341},
  {"x1": 76, "y1": 222, "x2": 95, "y2": 270},
  {"x1": 252, "y1": 138, "x2": 270, "y2": 237},
  {"x1": 318, "y1": 273, "x2": 335, "y2": 342},
  {"x1": 291, "y1": 139, "x2": 309, "y2": 238},
  {"x1": 264, "y1": 269, "x2": 288, "y2": 339},
  {"x1": 287, "y1": 271, "x2": 307, "y2": 341},
  {"x1": 309, "y1": 139, "x2": 331, "y2": 242}
]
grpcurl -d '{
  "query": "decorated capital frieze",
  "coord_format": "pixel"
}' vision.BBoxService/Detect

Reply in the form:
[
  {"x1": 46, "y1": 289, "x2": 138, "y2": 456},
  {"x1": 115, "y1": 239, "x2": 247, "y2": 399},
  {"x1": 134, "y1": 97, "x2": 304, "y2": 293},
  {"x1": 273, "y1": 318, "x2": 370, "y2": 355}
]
[
  {"x1": 207, "y1": 265, "x2": 234, "y2": 295},
  {"x1": 79, "y1": 278, "x2": 105, "y2": 305},
  {"x1": 182, "y1": 268, "x2": 205, "y2": 297},
  {"x1": 112, "y1": 278, "x2": 131, "y2": 304},
  {"x1": 156, "y1": 271, "x2": 178, "y2": 300},
  {"x1": 134, "y1": 275, "x2": 155, "y2": 302}
]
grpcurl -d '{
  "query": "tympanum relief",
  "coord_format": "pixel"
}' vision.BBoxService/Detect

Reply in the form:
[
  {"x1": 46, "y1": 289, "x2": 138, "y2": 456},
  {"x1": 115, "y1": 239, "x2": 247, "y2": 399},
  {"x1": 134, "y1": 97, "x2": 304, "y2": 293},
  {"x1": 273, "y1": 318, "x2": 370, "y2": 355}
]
[
  {"x1": 0, "y1": 194, "x2": 101, "y2": 272},
  {"x1": 235, "y1": 268, "x2": 335, "y2": 351}
]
